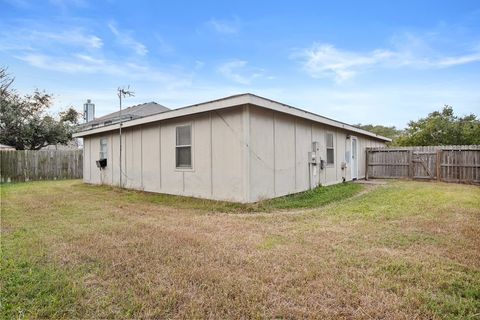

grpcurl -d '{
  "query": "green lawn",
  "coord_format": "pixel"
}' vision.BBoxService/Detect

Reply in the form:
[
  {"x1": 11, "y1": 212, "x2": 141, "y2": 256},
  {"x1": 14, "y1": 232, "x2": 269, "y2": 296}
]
[{"x1": 1, "y1": 180, "x2": 479, "y2": 319}]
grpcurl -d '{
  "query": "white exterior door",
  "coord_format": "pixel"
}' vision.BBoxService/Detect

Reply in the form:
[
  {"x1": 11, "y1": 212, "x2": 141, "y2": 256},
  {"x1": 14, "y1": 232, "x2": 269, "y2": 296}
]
[{"x1": 351, "y1": 137, "x2": 358, "y2": 180}]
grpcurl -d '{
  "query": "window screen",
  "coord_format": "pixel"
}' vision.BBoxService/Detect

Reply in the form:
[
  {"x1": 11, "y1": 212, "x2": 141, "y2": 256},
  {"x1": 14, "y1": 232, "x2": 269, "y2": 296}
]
[
  {"x1": 176, "y1": 125, "x2": 192, "y2": 168},
  {"x1": 326, "y1": 133, "x2": 334, "y2": 164},
  {"x1": 176, "y1": 125, "x2": 191, "y2": 146},
  {"x1": 99, "y1": 138, "x2": 108, "y2": 160}
]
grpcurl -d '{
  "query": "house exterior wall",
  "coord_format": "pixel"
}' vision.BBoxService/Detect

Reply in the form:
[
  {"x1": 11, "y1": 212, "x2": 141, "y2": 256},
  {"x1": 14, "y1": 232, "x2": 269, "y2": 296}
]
[
  {"x1": 83, "y1": 107, "x2": 247, "y2": 202},
  {"x1": 246, "y1": 105, "x2": 385, "y2": 202},
  {"x1": 83, "y1": 103, "x2": 386, "y2": 203}
]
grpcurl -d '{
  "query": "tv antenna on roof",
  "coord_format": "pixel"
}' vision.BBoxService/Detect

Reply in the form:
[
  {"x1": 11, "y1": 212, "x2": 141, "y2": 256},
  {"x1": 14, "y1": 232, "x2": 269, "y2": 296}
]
[
  {"x1": 118, "y1": 85, "x2": 135, "y2": 100},
  {"x1": 117, "y1": 86, "x2": 135, "y2": 188}
]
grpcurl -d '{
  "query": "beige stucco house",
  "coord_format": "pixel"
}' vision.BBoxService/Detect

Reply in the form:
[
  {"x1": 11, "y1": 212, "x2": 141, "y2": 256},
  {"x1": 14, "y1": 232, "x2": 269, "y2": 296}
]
[{"x1": 74, "y1": 94, "x2": 389, "y2": 202}]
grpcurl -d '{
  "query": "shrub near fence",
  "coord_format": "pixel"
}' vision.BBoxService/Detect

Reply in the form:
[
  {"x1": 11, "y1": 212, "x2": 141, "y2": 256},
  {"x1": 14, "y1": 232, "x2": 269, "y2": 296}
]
[
  {"x1": 0, "y1": 150, "x2": 83, "y2": 183},
  {"x1": 366, "y1": 145, "x2": 480, "y2": 184}
]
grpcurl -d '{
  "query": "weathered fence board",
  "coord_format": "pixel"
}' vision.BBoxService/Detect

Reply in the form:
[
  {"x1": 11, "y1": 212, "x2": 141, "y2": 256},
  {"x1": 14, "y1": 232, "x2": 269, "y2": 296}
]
[
  {"x1": 0, "y1": 150, "x2": 83, "y2": 183},
  {"x1": 366, "y1": 145, "x2": 480, "y2": 184}
]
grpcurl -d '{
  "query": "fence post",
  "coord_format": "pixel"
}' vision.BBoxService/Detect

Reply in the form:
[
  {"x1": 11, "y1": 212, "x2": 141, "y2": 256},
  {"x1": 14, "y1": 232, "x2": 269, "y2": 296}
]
[
  {"x1": 365, "y1": 149, "x2": 369, "y2": 180},
  {"x1": 436, "y1": 150, "x2": 442, "y2": 182},
  {"x1": 408, "y1": 150, "x2": 413, "y2": 179}
]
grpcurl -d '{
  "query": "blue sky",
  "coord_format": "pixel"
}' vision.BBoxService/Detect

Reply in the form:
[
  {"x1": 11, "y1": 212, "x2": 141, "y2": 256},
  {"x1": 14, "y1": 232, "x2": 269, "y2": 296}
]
[{"x1": 1, "y1": 0, "x2": 479, "y2": 128}]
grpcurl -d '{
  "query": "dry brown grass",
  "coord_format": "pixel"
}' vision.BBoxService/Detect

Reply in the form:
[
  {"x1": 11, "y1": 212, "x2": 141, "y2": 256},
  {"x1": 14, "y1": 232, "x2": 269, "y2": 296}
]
[{"x1": 1, "y1": 180, "x2": 479, "y2": 319}]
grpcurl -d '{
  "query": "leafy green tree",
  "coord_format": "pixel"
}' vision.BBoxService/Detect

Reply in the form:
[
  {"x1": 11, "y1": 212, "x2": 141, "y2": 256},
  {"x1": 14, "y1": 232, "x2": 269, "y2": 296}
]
[
  {"x1": 395, "y1": 105, "x2": 480, "y2": 146},
  {"x1": 0, "y1": 68, "x2": 80, "y2": 150},
  {"x1": 354, "y1": 124, "x2": 402, "y2": 140}
]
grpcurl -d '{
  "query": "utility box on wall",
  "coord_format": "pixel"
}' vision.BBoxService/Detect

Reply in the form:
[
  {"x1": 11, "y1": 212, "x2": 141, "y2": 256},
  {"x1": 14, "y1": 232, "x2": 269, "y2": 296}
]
[
  {"x1": 309, "y1": 141, "x2": 321, "y2": 165},
  {"x1": 96, "y1": 158, "x2": 107, "y2": 169},
  {"x1": 312, "y1": 141, "x2": 320, "y2": 156},
  {"x1": 308, "y1": 151, "x2": 317, "y2": 164}
]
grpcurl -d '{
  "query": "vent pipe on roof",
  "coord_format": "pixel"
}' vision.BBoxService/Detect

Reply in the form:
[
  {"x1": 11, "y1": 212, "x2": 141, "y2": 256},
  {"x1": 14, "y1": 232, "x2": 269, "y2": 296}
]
[{"x1": 83, "y1": 99, "x2": 95, "y2": 123}]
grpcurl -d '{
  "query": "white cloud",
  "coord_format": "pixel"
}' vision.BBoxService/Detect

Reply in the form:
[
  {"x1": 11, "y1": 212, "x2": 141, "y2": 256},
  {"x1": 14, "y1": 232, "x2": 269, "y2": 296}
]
[
  {"x1": 437, "y1": 53, "x2": 480, "y2": 67},
  {"x1": 108, "y1": 22, "x2": 148, "y2": 56},
  {"x1": 0, "y1": 27, "x2": 103, "y2": 51},
  {"x1": 15, "y1": 53, "x2": 189, "y2": 85},
  {"x1": 218, "y1": 60, "x2": 264, "y2": 85},
  {"x1": 218, "y1": 60, "x2": 249, "y2": 84},
  {"x1": 207, "y1": 18, "x2": 240, "y2": 35},
  {"x1": 42, "y1": 29, "x2": 103, "y2": 49},
  {"x1": 298, "y1": 43, "x2": 394, "y2": 82},
  {"x1": 296, "y1": 39, "x2": 480, "y2": 82},
  {"x1": 17, "y1": 53, "x2": 118, "y2": 74},
  {"x1": 2, "y1": 21, "x2": 191, "y2": 92}
]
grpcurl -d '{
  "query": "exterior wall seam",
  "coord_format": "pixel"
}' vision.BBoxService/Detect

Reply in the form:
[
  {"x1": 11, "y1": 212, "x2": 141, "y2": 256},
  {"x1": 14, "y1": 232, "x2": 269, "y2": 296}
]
[
  {"x1": 243, "y1": 105, "x2": 251, "y2": 203},
  {"x1": 159, "y1": 124, "x2": 162, "y2": 190},
  {"x1": 140, "y1": 127, "x2": 144, "y2": 189},
  {"x1": 88, "y1": 138, "x2": 91, "y2": 181},
  {"x1": 294, "y1": 119, "x2": 297, "y2": 191},
  {"x1": 124, "y1": 130, "x2": 127, "y2": 187},
  {"x1": 110, "y1": 134, "x2": 113, "y2": 184},
  {"x1": 310, "y1": 123, "x2": 313, "y2": 188},
  {"x1": 209, "y1": 112, "x2": 213, "y2": 197},
  {"x1": 273, "y1": 111, "x2": 276, "y2": 196},
  {"x1": 335, "y1": 129, "x2": 338, "y2": 181}
]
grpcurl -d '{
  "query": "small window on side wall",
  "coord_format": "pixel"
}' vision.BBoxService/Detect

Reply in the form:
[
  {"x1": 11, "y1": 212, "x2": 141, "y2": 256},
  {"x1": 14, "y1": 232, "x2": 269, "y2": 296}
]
[
  {"x1": 176, "y1": 125, "x2": 192, "y2": 169},
  {"x1": 326, "y1": 133, "x2": 334, "y2": 165},
  {"x1": 99, "y1": 137, "x2": 108, "y2": 160}
]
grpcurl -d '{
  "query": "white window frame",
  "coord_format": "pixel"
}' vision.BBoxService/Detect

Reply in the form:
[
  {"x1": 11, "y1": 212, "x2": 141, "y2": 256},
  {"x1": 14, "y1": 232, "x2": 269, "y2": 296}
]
[
  {"x1": 175, "y1": 123, "x2": 194, "y2": 170},
  {"x1": 99, "y1": 137, "x2": 108, "y2": 160},
  {"x1": 326, "y1": 132, "x2": 335, "y2": 165}
]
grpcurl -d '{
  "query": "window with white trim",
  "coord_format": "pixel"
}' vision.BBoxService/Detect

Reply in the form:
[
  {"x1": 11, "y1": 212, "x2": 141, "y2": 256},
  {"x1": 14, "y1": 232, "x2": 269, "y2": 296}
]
[
  {"x1": 326, "y1": 133, "x2": 334, "y2": 165},
  {"x1": 176, "y1": 125, "x2": 192, "y2": 168},
  {"x1": 99, "y1": 137, "x2": 108, "y2": 160}
]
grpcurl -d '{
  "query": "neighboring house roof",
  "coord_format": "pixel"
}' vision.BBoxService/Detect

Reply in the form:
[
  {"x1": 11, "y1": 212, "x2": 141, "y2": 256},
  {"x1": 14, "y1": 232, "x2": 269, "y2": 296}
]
[
  {"x1": 77, "y1": 102, "x2": 170, "y2": 131},
  {"x1": 74, "y1": 93, "x2": 391, "y2": 142},
  {"x1": 42, "y1": 139, "x2": 82, "y2": 150},
  {"x1": 0, "y1": 143, "x2": 15, "y2": 150}
]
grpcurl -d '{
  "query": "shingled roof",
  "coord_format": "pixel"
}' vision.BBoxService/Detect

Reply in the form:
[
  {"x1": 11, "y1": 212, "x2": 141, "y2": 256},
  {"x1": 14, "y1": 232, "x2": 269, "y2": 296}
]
[{"x1": 80, "y1": 102, "x2": 170, "y2": 130}]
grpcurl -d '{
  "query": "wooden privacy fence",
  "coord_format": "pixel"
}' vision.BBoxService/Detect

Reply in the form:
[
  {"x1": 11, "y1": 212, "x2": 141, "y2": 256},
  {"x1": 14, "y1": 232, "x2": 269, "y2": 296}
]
[
  {"x1": 366, "y1": 145, "x2": 480, "y2": 184},
  {"x1": 0, "y1": 149, "x2": 83, "y2": 183}
]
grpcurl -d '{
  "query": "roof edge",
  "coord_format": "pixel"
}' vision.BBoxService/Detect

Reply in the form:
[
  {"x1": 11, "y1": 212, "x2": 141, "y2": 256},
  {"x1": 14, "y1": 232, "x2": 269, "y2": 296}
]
[
  {"x1": 245, "y1": 93, "x2": 391, "y2": 142},
  {"x1": 73, "y1": 93, "x2": 391, "y2": 142}
]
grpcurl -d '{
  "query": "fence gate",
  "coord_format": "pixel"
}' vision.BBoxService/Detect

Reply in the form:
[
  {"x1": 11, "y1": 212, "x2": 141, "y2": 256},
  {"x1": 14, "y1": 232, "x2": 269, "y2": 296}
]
[
  {"x1": 366, "y1": 145, "x2": 480, "y2": 185},
  {"x1": 411, "y1": 150, "x2": 437, "y2": 180}
]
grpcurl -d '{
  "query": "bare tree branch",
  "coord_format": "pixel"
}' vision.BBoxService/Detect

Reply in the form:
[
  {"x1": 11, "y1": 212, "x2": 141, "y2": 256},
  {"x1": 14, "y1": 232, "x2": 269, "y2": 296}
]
[{"x1": 0, "y1": 67, "x2": 15, "y2": 96}]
